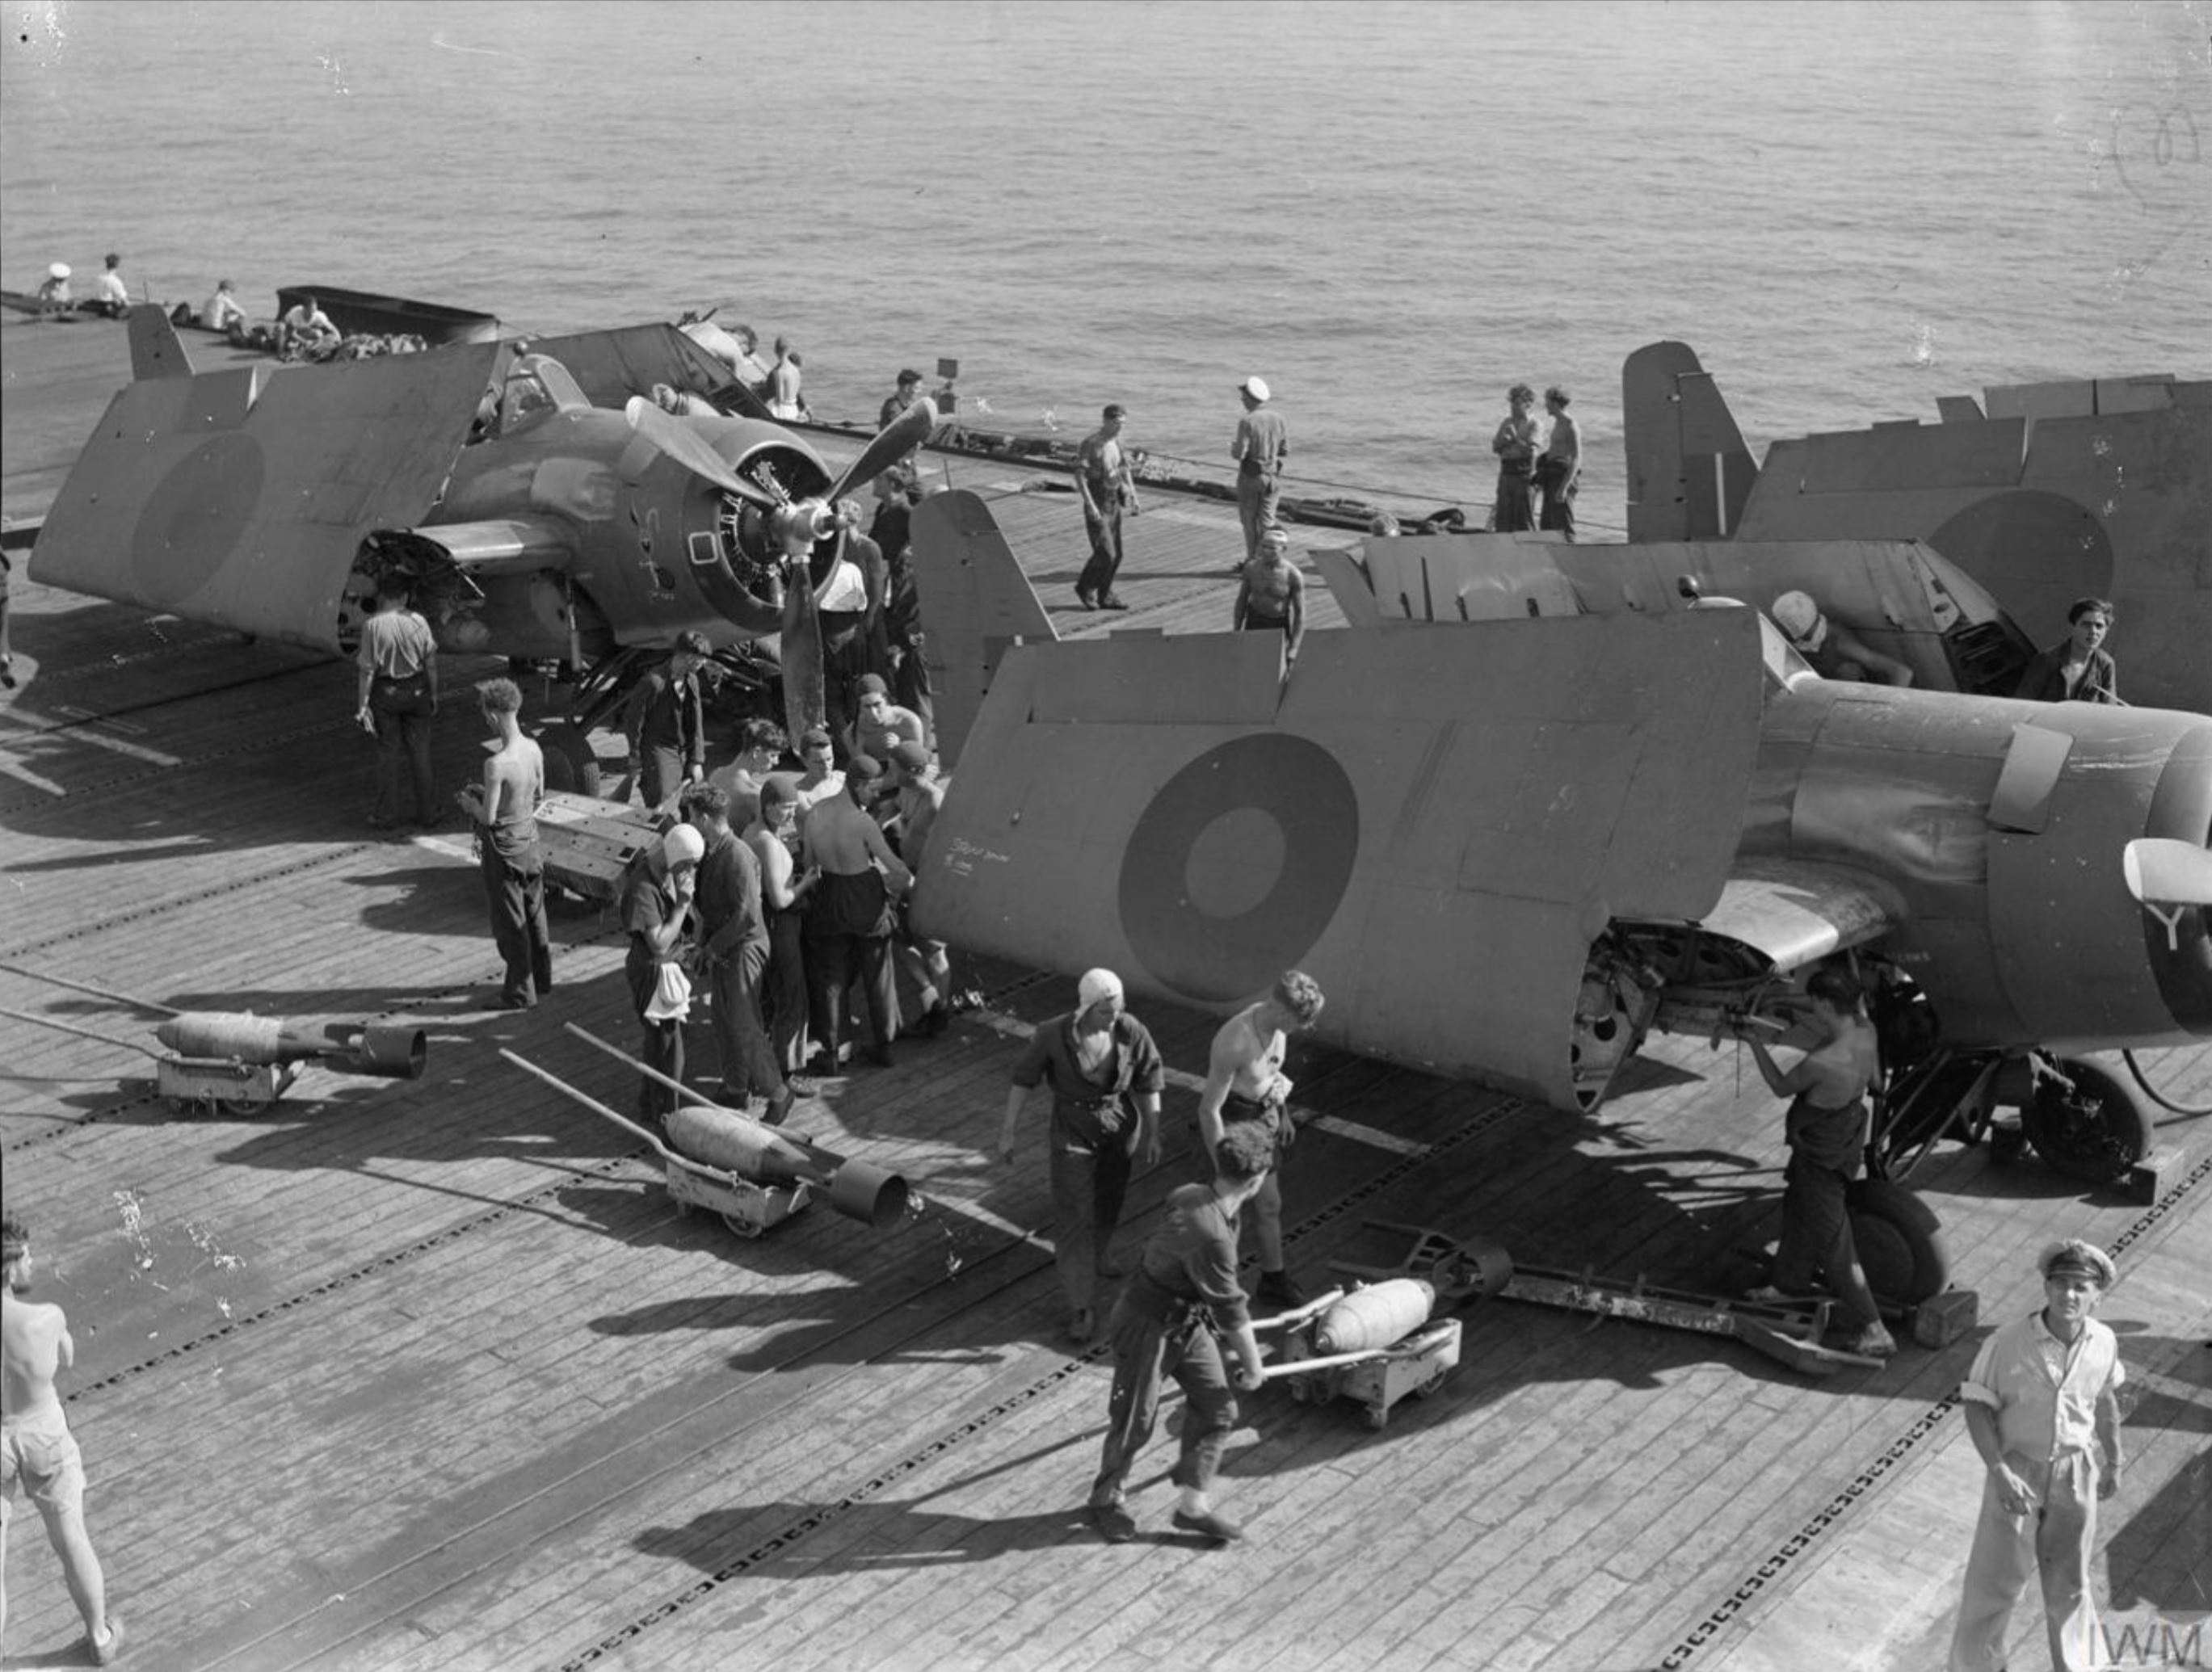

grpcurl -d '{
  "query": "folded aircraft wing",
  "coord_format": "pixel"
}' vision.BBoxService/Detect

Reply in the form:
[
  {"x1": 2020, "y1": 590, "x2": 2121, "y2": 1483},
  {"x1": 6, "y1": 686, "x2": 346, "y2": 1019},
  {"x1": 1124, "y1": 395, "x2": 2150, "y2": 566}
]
[
  {"x1": 911, "y1": 607, "x2": 1768, "y2": 1107},
  {"x1": 30, "y1": 338, "x2": 504, "y2": 653}
]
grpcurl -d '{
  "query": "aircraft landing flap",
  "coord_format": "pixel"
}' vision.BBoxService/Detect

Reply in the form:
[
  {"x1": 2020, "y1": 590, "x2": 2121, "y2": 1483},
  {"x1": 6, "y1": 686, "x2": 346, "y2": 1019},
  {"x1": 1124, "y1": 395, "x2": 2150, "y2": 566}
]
[{"x1": 1697, "y1": 859, "x2": 1906, "y2": 973}]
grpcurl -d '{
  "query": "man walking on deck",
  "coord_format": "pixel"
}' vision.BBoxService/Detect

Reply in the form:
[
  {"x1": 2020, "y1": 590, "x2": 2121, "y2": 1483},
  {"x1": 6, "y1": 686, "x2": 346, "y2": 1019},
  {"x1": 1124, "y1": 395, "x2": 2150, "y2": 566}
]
[
  {"x1": 1000, "y1": 968, "x2": 1164, "y2": 1344},
  {"x1": 624, "y1": 632, "x2": 709, "y2": 816},
  {"x1": 1231, "y1": 377, "x2": 1288, "y2": 565},
  {"x1": 1195, "y1": 970, "x2": 1326, "y2": 1308},
  {"x1": 3, "y1": 1214, "x2": 125, "y2": 1664},
  {"x1": 1075, "y1": 404, "x2": 1142, "y2": 611},
  {"x1": 1087, "y1": 1121, "x2": 1274, "y2": 1547}
]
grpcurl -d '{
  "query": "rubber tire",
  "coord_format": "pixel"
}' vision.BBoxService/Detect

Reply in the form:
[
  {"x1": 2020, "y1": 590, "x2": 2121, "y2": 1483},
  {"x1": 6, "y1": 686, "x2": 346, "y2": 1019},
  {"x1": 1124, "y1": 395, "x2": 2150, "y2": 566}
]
[
  {"x1": 538, "y1": 721, "x2": 603, "y2": 799},
  {"x1": 2023, "y1": 1059, "x2": 2153, "y2": 1185},
  {"x1": 1845, "y1": 1177, "x2": 1951, "y2": 1304}
]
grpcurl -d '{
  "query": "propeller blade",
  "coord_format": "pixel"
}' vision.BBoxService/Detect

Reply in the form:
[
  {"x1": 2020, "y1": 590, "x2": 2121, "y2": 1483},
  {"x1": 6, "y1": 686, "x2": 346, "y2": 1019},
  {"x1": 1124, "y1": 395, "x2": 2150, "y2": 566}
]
[
  {"x1": 2126, "y1": 838, "x2": 2212, "y2": 906},
  {"x1": 825, "y1": 396, "x2": 939, "y2": 506},
  {"x1": 2125, "y1": 836, "x2": 2212, "y2": 952},
  {"x1": 623, "y1": 397, "x2": 777, "y2": 506}
]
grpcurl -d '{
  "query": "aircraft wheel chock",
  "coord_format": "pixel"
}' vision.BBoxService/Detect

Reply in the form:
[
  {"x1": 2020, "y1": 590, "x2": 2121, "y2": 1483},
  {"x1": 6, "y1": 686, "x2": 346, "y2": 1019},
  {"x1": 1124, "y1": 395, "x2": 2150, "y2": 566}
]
[
  {"x1": 537, "y1": 722, "x2": 603, "y2": 800},
  {"x1": 1845, "y1": 1178, "x2": 1950, "y2": 1304},
  {"x1": 2023, "y1": 1058, "x2": 2152, "y2": 1184}
]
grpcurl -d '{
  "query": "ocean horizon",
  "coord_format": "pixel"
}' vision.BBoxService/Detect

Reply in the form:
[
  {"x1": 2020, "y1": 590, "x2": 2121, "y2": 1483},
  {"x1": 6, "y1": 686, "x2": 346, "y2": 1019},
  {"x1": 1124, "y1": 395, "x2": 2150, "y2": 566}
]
[{"x1": 5, "y1": 0, "x2": 2206, "y2": 532}]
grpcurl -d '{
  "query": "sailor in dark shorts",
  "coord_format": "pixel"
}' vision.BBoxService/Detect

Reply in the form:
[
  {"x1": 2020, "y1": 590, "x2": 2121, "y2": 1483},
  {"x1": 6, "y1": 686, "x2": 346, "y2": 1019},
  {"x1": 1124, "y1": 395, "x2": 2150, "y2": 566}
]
[
  {"x1": 798, "y1": 754, "x2": 912, "y2": 1071},
  {"x1": 1195, "y1": 970, "x2": 1327, "y2": 1309}
]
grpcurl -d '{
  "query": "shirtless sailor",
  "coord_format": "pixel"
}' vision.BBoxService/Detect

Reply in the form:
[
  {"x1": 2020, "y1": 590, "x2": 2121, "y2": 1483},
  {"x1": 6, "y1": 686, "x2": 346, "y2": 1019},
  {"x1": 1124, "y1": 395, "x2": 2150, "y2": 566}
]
[{"x1": 1194, "y1": 970, "x2": 1326, "y2": 1308}]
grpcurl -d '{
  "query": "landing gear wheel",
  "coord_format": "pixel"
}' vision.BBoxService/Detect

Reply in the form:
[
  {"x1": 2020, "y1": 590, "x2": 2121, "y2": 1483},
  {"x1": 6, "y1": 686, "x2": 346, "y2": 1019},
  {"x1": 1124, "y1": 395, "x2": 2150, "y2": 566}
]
[
  {"x1": 213, "y1": 1098, "x2": 260, "y2": 1118},
  {"x1": 2023, "y1": 1058, "x2": 2152, "y2": 1184},
  {"x1": 720, "y1": 1212, "x2": 759, "y2": 1240},
  {"x1": 1845, "y1": 1178, "x2": 1950, "y2": 1304},
  {"x1": 538, "y1": 721, "x2": 603, "y2": 799},
  {"x1": 1364, "y1": 1405, "x2": 1389, "y2": 1432},
  {"x1": 1414, "y1": 1368, "x2": 1447, "y2": 1399}
]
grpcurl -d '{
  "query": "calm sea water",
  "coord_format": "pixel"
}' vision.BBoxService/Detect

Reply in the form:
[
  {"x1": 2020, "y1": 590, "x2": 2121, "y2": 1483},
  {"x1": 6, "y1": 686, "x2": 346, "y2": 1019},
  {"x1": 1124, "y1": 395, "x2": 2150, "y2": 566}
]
[{"x1": 5, "y1": 0, "x2": 2207, "y2": 533}]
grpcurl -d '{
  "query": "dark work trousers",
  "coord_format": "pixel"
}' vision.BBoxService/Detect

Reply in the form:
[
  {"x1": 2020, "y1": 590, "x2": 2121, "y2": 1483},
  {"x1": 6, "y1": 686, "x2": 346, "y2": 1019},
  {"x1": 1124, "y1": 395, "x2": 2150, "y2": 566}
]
[
  {"x1": 804, "y1": 922, "x2": 896, "y2": 1066},
  {"x1": 819, "y1": 612, "x2": 867, "y2": 761},
  {"x1": 369, "y1": 673, "x2": 435, "y2": 823},
  {"x1": 1770, "y1": 1150, "x2": 1882, "y2": 1330},
  {"x1": 763, "y1": 907, "x2": 809, "y2": 1072},
  {"x1": 477, "y1": 838, "x2": 553, "y2": 1006},
  {"x1": 1089, "y1": 1300, "x2": 1238, "y2": 1509},
  {"x1": 1076, "y1": 503, "x2": 1125, "y2": 599},
  {"x1": 624, "y1": 951, "x2": 683, "y2": 1123},
  {"x1": 1537, "y1": 460, "x2": 1578, "y2": 539},
  {"x1": 639, "y1": 746, "x2": 688, "y2": 814},
  {"x1": 709, "y1": 939, "x2": 784, "y2": 1102},
  {"x1": 1050, "y1": 1121, "x2": 1133, "y2": 1313},
  {"x1": 1493, "y1": 464, "x2": 1535, "y2": 532},
  {"x1": 1235, "y1": 471, "x2": 1280, "y2": 561}
]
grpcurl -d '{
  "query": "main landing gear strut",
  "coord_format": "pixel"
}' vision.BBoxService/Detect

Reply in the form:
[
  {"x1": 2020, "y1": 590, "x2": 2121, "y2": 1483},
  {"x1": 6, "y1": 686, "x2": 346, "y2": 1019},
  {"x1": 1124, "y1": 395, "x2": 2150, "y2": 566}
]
[{"x1": 1871, "y1": 1046, "x2": 2155, "y2": 1187}]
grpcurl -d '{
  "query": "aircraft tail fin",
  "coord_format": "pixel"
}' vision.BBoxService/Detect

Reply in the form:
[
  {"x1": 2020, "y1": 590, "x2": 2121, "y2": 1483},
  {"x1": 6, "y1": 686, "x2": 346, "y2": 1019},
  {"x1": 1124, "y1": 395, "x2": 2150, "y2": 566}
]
[
  {"x1": 910, "y1": 489, "x2": 1058, "y2": 770},
  {"x1": 128, "y1": 305, "x2": 196, "y2": 381},
  {"x1": 1623, "y1": 341, "x2": 1757, "y2": 542}
]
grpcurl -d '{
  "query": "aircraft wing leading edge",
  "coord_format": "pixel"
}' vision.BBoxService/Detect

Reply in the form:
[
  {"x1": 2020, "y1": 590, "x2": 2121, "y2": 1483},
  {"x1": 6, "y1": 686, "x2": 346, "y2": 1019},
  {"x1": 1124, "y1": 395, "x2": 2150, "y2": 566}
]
[
  {"x1": 31, "y1": 338, "x2": 504, "y2": 653},
  {"x1": 911, "y1": 609, "x2": 1767, "y2": 1109}
]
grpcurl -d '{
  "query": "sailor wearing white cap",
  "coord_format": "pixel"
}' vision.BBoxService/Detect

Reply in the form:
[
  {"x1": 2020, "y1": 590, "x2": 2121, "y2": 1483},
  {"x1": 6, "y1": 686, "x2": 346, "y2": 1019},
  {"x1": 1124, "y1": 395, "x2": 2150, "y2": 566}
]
[
  {"x1": 1771, "y1": 589, "x2": 1916, "y2": 687},
  {"x1": 36, "y1": 262, "x2": 71, "y2": 305},
  {"x1": 1948, "y1": 1237, "x2": 2126, "y2": 1672},
  {"x1": 999, "y1": 967, "x2": 1166, "y2": 1344},
  {"x1": 1231, "y1": 375, "x2": 1289, "y2": 565}
]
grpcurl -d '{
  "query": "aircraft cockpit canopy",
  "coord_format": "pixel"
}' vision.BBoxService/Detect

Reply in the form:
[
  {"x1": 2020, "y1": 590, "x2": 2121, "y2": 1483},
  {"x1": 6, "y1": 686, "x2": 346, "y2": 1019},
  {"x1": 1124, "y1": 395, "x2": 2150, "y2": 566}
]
[
  {"x1": 495, "y1": 354, "x2": 588, "y2": 435},
  {"x1": 1757, "y1": 611, "x2": 1819, "y2": 694}
]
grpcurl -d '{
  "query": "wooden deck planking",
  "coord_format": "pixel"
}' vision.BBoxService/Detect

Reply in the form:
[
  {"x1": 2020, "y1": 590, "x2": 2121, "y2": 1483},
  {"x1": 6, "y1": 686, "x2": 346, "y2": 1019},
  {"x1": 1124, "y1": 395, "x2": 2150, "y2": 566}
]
[{"x1": 5, "y1": 314, "x2": 2210, "y2": 1671}]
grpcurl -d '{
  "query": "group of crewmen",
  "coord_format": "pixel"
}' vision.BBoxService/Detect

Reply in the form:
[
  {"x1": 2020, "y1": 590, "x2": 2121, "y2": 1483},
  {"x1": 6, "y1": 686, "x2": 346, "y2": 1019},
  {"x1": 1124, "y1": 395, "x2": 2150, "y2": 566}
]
[{"x1": 1066, "y1": 376, "x2": 1310, "y2": 665}]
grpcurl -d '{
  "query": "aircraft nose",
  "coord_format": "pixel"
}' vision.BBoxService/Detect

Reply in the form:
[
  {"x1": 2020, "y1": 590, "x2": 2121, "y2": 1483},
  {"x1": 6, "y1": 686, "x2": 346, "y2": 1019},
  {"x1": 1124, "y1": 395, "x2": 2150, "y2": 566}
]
[{"x1": 2137, "y1": 720, "x2": 2212, "y2": 1036}]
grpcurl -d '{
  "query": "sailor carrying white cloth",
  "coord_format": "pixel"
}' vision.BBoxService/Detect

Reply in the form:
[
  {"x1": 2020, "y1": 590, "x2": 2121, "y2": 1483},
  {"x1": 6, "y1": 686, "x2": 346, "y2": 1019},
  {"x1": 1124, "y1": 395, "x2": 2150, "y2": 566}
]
[
  {"x1": 1947, "y1": 1237, "x2": 2126, "y2": 1672},
  {"x1": 622, "y1": 823, "x2": 705, "y2": 1122}
]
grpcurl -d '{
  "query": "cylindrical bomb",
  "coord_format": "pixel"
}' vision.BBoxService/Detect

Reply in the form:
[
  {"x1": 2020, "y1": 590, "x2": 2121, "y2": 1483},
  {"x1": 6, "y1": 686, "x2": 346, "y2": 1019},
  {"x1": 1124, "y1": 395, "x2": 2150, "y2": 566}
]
[
  {"x1": 665, "y1": 1103, "x2": 910, "y2": 1229},
  {"x1": 1312, "y1": 1278, "x2": 1437, "y2": 1355},
  {"x1": 155, "y1": 1013, "x2": 426, "y2": 1079}
]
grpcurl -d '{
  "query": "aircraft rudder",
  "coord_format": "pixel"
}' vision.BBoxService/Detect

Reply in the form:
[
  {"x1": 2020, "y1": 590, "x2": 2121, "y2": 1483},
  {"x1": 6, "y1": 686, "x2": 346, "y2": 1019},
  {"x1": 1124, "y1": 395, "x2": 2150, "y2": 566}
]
[
  {"x1": 1622, "y1": 340, "x2": 1757, "y2": 542},
  {"x1": 910, "y1": 488, "x2": 1059, "y2": 769}
]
